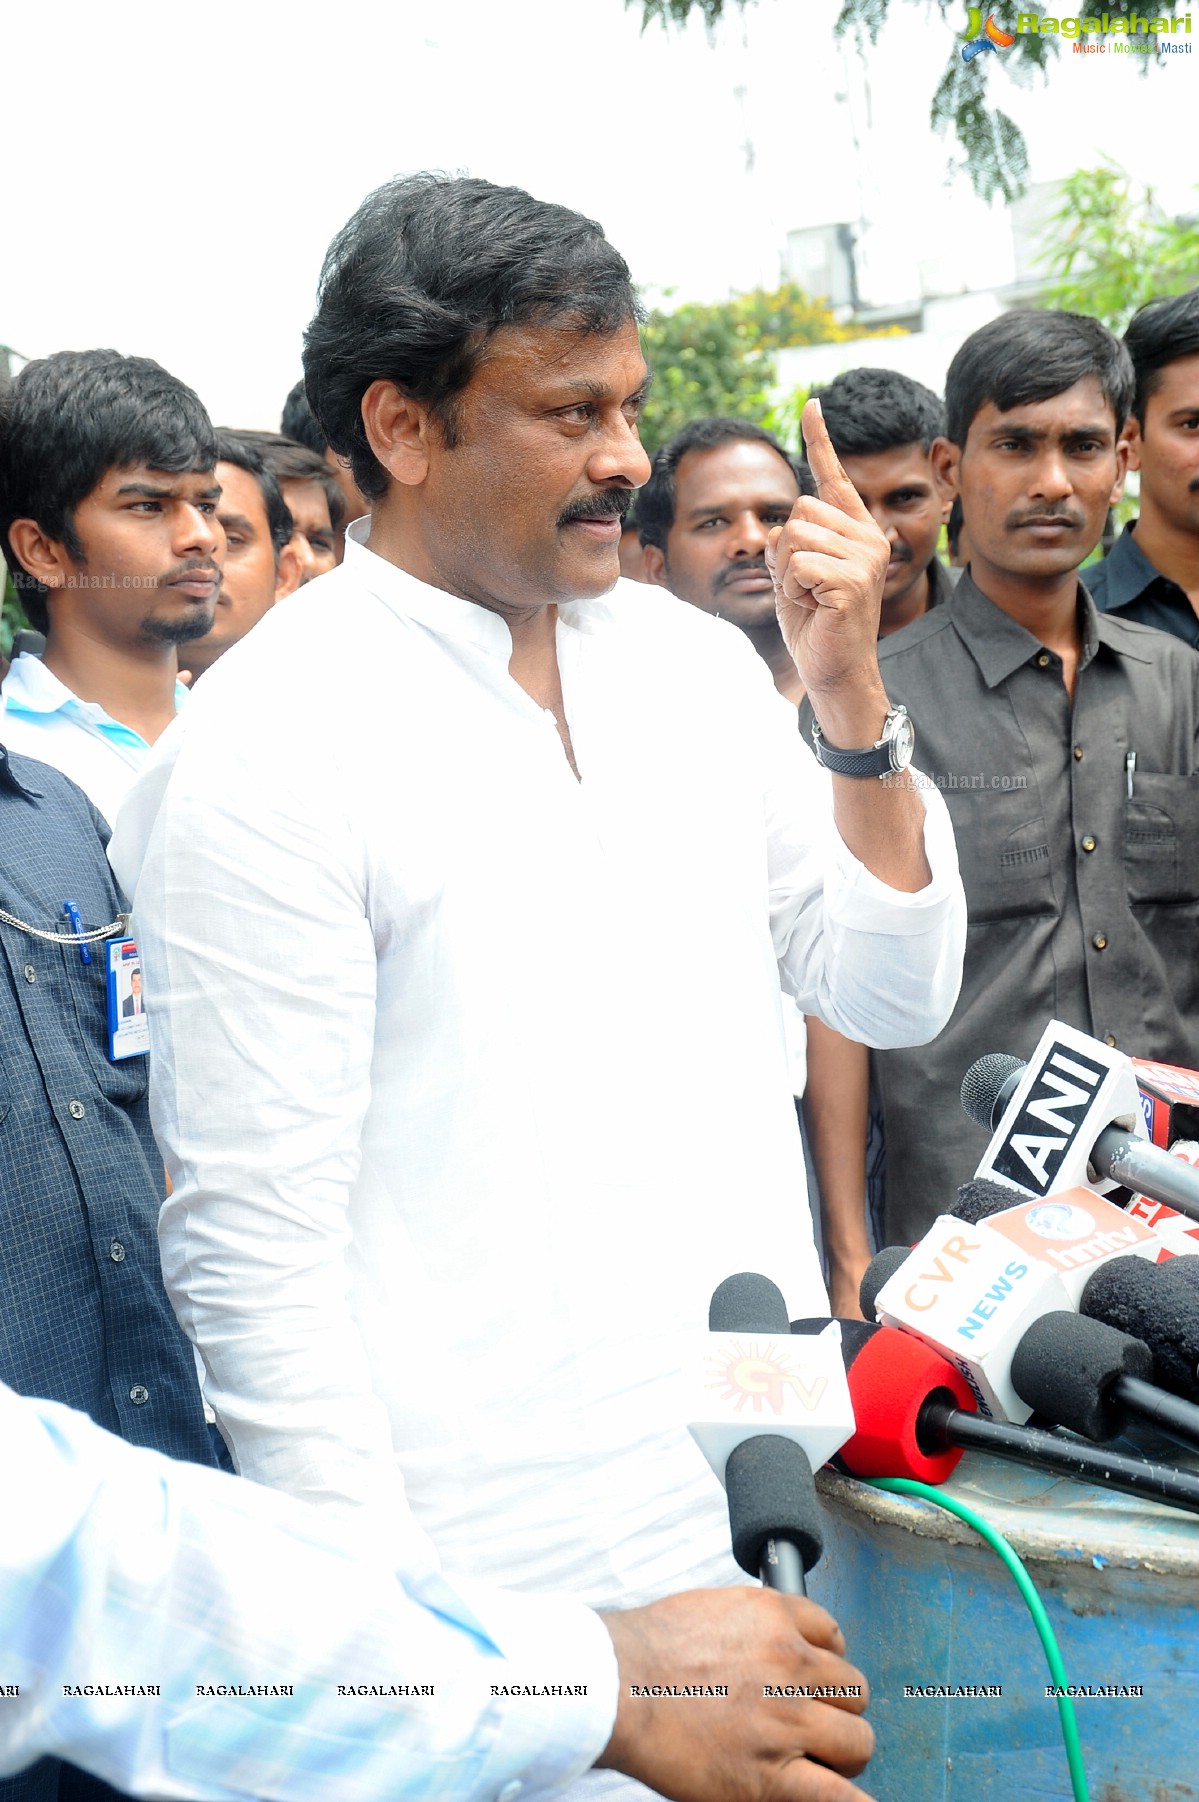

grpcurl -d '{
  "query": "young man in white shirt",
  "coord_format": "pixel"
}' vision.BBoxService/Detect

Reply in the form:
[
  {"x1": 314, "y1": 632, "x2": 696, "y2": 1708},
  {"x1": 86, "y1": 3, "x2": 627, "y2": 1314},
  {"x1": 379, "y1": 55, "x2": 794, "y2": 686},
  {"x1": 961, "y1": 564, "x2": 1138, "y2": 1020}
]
[
  {"x1": 113, "y1": 172, "x2": 966, "y2": 1801},
  {"x1": 0, "y1": 351, "x2": 222, "y2": 825}
]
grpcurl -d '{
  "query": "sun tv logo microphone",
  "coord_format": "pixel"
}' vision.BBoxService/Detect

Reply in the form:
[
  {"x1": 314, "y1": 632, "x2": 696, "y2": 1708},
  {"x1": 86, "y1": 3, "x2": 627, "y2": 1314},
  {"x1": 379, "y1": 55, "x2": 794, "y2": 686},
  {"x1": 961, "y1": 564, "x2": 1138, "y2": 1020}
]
[
  {"x1": 975, "y1": 1019, "x2": 1144, "y2": 1199},
  {"x1": 685, "y1": 1323, "x2": 855, "y2": 1481}
]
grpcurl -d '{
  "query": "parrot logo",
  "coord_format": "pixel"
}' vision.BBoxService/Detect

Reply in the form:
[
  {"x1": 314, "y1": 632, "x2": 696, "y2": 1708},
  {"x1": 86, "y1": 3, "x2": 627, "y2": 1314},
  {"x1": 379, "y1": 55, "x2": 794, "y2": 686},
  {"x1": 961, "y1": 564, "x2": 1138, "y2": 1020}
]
[{"x1": 961, "y1": 9, "x2": 1017, "y2": 59}]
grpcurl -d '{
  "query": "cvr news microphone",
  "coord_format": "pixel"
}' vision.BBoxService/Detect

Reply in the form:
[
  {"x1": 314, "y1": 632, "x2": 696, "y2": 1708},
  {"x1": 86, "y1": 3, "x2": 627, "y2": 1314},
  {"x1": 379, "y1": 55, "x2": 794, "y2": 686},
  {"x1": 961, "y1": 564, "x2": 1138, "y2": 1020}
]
[{"x1": 961, "y1": 1022, "x2": 1199, "y2": 1223}]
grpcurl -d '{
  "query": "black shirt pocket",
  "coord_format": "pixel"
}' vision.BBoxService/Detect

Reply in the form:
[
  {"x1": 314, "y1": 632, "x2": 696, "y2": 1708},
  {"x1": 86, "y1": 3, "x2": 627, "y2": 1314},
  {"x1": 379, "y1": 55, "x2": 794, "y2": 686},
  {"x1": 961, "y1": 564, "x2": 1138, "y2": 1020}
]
[
  {"x1": 1124, "y1": 772, "x2": 1199, "y2": 906},
  {"x1": 948, "y1": 788, "x2": 1057, "y2": 923}
]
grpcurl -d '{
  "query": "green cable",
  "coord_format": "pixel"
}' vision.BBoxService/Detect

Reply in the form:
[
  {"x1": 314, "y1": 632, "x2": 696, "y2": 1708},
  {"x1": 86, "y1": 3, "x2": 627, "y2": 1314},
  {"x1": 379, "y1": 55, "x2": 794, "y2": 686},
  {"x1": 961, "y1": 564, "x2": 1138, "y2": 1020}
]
[{"x1": 865, "y1": 1476, "x2": 1089, "y2": 1802}]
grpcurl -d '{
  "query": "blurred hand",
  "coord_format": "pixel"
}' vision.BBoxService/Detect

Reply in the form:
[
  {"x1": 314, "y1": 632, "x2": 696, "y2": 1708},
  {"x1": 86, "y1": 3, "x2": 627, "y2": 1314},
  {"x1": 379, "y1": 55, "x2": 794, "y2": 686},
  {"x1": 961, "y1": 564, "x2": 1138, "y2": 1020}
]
[{"x1": 597, "y1": 1585, "x2": 874, "y2": 1800}]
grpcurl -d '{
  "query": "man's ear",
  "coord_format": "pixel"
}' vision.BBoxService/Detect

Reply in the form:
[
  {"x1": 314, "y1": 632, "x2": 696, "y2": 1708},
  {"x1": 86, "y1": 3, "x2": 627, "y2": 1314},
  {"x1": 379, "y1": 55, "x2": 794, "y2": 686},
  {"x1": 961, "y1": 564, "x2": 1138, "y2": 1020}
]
[
  {"x1": 1109, "y1": 433, "x2": 1130, "y2": 509},
  {"x1": 640, "y1": 543, "x2": 670, "y2": 588},
  {"x1": 361, "y1": 381, "x2": 435, "y2": 488},
  {"x1": 6, "y1": 519, "x2": 73, "y2": 591},
  {"x1": 929, "y1": 436, "x2": 959, "y2": 506},
  {"x1": 1122, "y1": 413, "x2": 1143, "y2": 475},
  {"x1": 274, "y1": 540, "x2": 303, "y2": 600}
]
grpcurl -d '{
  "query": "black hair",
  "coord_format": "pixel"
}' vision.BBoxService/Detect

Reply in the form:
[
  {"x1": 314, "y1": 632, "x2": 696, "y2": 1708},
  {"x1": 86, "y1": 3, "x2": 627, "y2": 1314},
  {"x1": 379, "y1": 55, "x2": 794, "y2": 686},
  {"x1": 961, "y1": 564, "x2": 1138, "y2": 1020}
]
[
  {"x1": 280, "y1": 379, "x2": 328, "y2": 456},
  {"x1": 232, "y1": 430, "x2": 346, "y2": 532},
  {"x1": 214, "y1": 429, "x2": 294, "y2": 559},
  {"x1": 303, "y1": 172, "x2": 640, "y2": 502},
  {"x1": 1123, "y1": 288, "x2": 1199, "y2": 425},
  {"x1": 944, "y1": 311, "x2": 1133, "y2": 448},
  {"x1": 636, "y1": 417, "x2": 806, "y2": 552},
  {"x1": 813, "y1": 366, "x2": 944, "y2": 458},
  {"x1": 0, "y1": 348, "x2": 216, "y2": 634}
]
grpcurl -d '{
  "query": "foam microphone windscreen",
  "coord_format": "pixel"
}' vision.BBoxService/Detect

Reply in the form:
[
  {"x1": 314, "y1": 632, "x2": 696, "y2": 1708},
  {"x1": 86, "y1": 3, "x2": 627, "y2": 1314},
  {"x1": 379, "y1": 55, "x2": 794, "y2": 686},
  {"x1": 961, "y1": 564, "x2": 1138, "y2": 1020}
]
[
  {"x1": 838, "y1": 1326, "x2": 976, "y2": 1484},
  {"x1": 1009, "y1": 1310, "x2": 1153, "y2": 1442},
  {"x1": 708, "y1": 1272, "x2": 790, "y2": 1334},
  {"x1": 860, "y1": 1245, "x2": 911, "y2": 1320},
  {"x1": 1163, "y1": 1255, "x2": 1199, "y2": 1291},
  {"x1": 1081, "y1": 1255, "x2": 1199, "y2": 1400},
  {"x1": 961, "y1": 1053, "x2": 1024, "y2": 1132},
  {"x1": 724, "y1": 1433, "x2": 822, "y2": 1578},
  {"x1": 952, "y1": 1177, "x2": 1023, "y2": 1225}
]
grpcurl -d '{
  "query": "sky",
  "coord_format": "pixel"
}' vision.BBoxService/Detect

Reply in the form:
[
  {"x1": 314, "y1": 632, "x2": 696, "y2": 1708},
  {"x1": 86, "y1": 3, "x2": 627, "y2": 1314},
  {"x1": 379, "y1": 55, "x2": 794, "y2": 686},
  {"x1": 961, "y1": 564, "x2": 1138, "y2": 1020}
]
[{"x1": 1, "y1": 0, "x2": 1194, "y2": 428}]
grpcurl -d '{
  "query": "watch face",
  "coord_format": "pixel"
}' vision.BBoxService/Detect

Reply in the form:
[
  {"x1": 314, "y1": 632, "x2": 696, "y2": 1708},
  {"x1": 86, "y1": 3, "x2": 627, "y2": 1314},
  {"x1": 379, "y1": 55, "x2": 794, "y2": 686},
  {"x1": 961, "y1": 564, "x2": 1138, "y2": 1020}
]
[{"x1": 891, "y1": 713, "x2": 915, "y2": 770}]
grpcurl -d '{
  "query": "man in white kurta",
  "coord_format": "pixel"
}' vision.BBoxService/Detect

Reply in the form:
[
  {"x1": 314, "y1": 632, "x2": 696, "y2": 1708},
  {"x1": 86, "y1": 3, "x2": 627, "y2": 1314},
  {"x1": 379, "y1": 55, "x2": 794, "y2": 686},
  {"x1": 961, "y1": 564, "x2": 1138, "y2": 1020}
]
[{"x1": 111, "y1": 173, "x2": 963, "y2": 1799}]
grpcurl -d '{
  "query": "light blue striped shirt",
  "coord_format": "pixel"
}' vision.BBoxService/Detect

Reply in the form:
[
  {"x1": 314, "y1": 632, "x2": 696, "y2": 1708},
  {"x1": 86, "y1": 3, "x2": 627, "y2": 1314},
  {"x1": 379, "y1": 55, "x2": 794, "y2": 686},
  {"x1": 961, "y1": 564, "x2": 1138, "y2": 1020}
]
[{"x1": 0, "y1": 1385, "x2": 617, "y2": 1800}]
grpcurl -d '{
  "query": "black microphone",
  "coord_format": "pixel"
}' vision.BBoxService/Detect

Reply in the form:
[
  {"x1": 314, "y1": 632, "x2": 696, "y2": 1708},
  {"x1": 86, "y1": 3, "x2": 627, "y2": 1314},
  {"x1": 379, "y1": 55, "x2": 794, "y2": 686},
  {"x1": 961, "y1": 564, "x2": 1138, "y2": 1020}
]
[
  {"x1": 1080, "y1": 1255, "x2": 1199, "y2": 1401},
  {"x1": 962, "y1": 1039, "x2": 1199, "y2": 1223},
  {"x1": 792, "y1": 1317, "x2": 1199, "y2": 1518},
  {"x1": 708, "y1": 1273, "x2": 822, "y2": 1595},
  {"x1": 1010, "y1": 1309, "x2": 1199, "y2": 1455},
  {"x1": 859, "y1": 1245, "x2": 911, "y2": 1321}
]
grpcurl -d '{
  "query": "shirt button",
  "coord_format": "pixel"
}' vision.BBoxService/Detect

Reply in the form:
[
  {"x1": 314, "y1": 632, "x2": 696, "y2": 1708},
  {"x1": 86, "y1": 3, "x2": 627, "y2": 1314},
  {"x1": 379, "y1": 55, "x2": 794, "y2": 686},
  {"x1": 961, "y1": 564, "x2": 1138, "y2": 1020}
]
[
  {"x1": 1073, "y1": 745, "x2": 1083, "y2": 761},
  {"x1": 129, "y1": 1385, "x2": 150, "y2": 1406},
  {"x1": 1036, "y1": 652, "x2": 1051, "y2": 668},
  {"x1": 1092, "y1": 933, "x2": 1108, "y2": 950},
  {"x1": 496, "y1": 1785, "x2": 522, "y2": 1802},
  {"x1": 110, "y1": 1240, "x2": 126, "y2": 1263},
  {"x1": 22, "y1": 963, "x2": 36, "y2": 983},
  {"x1": 1081, "y1": 835, "x2": 1097, "y2": 853},
  {"x1": 67, "y1": 1099, "x2": 86, "y2": 1120},
  {"x1": 1104, "y1": 1034, "x2": 1117, "y2": 1047}
]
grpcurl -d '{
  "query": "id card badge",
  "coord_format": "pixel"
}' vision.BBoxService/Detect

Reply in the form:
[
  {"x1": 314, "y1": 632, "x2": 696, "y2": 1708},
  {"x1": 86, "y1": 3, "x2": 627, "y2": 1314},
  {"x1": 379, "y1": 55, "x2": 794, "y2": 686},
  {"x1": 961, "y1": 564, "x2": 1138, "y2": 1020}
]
[{"x1": 107, "y1": 938, "x2": 150, "y2": 1061}]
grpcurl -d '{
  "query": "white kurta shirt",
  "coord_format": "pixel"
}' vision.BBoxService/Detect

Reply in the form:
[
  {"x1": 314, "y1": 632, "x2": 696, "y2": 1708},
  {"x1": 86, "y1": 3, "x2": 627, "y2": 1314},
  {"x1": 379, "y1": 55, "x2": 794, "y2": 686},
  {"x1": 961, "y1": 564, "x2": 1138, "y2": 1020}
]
[{"x1": 111, "y1": 524, "x2": 964, "y2": 1634}]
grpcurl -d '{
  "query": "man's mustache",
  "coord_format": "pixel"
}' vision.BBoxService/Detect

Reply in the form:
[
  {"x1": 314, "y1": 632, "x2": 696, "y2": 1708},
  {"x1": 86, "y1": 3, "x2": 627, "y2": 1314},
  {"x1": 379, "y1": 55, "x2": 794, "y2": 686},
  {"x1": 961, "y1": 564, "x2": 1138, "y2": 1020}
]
[
  {"x1": 716, "y1": 558, "x2": 771, "y2": 589},
  {"x1": 557, "y1": 490, "x2": 633, "y2": 526}
]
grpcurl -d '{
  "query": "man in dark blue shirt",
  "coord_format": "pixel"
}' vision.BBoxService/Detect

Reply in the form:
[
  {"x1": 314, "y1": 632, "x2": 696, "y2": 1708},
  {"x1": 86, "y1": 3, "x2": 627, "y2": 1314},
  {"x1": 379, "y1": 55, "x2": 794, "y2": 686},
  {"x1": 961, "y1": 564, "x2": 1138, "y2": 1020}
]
[
  {"x1": 0, "y1": 744, "x2": 213, "y2": 1802},
  {"x1": 1088, "y1": 287, "x2": 1199, "y2": 649}
]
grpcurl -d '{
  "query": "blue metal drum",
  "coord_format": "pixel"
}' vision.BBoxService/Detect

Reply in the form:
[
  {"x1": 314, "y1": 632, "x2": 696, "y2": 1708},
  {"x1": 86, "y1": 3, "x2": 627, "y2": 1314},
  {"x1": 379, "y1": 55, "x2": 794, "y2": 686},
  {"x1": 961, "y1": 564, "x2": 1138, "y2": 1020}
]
[{"x1": 807, "y1": 1447, "x2": 1199, "y2": 1799}]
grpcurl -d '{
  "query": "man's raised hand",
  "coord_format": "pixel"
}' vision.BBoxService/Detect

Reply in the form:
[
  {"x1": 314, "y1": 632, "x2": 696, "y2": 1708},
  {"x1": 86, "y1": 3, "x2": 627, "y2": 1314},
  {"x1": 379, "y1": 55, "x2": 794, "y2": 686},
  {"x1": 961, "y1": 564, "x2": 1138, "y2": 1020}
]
[{"x1": 766, "y1": 398, "x2": 890, "y2": 717}]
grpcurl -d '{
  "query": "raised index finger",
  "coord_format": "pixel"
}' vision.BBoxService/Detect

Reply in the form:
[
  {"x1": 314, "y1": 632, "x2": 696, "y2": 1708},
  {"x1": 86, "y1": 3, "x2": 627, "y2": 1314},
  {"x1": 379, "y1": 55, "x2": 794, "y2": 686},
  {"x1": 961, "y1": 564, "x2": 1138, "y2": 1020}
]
[{"x1": 802, "y1": 396, "x2": 873, "y2": 525}]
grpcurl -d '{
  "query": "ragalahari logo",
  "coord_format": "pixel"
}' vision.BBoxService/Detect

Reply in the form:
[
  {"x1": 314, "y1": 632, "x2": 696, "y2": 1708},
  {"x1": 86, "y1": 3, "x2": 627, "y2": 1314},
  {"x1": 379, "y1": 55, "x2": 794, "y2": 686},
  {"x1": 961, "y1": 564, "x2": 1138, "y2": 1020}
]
[
  {"x1": 961, "y1": 8, "x2": 1017, "y2": 57},
  {"x1": 705, "y1": 1338, "x2": 829, "y2": 1415}
]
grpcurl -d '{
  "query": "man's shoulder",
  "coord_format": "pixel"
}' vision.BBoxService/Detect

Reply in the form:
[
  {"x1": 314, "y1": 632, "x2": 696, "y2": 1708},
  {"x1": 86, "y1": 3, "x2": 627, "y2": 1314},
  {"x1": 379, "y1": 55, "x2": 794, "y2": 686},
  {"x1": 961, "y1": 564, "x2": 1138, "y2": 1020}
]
[
  {"x1": 877, "y1": 603, "x2": 959, "y2": 667},
  {"x1": 0, "y1": 747, "x2": 108, "y2": 842},
  {"x1": 595, "y1": 580, "x2": 776, "y2": 674},
  {"x1": 1095, "y1": 604, "x2": 1199, "y2": 671}
]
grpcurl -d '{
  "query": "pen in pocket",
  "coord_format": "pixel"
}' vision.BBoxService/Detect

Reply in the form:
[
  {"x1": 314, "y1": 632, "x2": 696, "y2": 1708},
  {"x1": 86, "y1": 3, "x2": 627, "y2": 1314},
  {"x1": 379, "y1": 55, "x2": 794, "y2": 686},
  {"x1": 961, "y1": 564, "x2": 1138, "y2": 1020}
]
[
  {"x1": 61, "y1": 899, "x2": 91, "y2": 965},
  {"x1": 1125, "y1": 749, "x2": 1137, "y2": 800}
]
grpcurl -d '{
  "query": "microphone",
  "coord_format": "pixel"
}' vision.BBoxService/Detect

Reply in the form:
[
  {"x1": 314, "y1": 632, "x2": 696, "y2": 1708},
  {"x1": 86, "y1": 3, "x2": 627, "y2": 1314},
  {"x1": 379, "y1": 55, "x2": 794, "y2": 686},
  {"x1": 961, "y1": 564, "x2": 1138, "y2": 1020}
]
[
  {"x1": 1080, "y1": 1255, "x2": 1199, "y2": 1402},
  {"x1": 961, "y1": 1022, "x2": 1199, "y2": 1222},
  {"x1": 693, "y1": 1273, "x2": 853, "y2": 1594},
  {"x1": 1009, "y1": 1310, "x2": 1199, "y2": 1454},
  {"x1": 793, "y1": 1319, "x2": 1199, "y2": 1519},
  {"x1": 859, "y1": 1245, "x2": 910, "y2": 1320},
  {"x1": 858, "y1": 1179, "x2": 1046, "y2": 1324},
  {"x1": 871, "y1": 1188, "x2": 1161, "y2": 1421}
]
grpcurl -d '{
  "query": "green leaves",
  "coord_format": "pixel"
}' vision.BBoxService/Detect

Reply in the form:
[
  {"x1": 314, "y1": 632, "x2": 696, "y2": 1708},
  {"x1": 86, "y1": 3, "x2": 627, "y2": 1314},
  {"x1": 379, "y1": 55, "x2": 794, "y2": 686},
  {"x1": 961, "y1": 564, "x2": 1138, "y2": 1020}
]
[
  {"x1": 637, "y1": 283, "x2": 897, "y2": 453},
  {"x1": 630, "y1": 0, "x2": 1182, "y2": 206},
  {"x1": 1035, "y1": 160, "x2": 1199, "y2": 331}
]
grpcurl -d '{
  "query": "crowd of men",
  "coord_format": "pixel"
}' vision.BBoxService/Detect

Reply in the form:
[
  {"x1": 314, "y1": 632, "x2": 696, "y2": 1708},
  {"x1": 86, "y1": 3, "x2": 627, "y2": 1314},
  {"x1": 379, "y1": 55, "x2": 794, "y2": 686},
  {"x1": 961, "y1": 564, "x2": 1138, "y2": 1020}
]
[{"x1": 0, "y1": 169, "x2": 1196, "y2": 1802}]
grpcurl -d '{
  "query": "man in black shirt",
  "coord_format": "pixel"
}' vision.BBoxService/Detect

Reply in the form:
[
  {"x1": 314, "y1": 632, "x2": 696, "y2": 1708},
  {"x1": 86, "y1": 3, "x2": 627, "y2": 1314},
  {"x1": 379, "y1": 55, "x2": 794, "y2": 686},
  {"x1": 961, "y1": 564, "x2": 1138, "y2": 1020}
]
[
  {"x1": 1087, "y1": 287, "x2": 1199, "y2": 649},
  {"x1": 813, "y1": 311, "x2": 1199, "y2": 1245}
]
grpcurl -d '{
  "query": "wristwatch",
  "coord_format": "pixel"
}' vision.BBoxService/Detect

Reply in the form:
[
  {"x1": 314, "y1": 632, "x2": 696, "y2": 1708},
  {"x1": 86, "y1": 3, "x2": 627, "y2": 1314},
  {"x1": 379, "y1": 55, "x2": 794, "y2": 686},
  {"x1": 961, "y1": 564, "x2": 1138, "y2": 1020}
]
[{"x1": 811, "y1": 705, "x2": 915, "y2": 778}]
